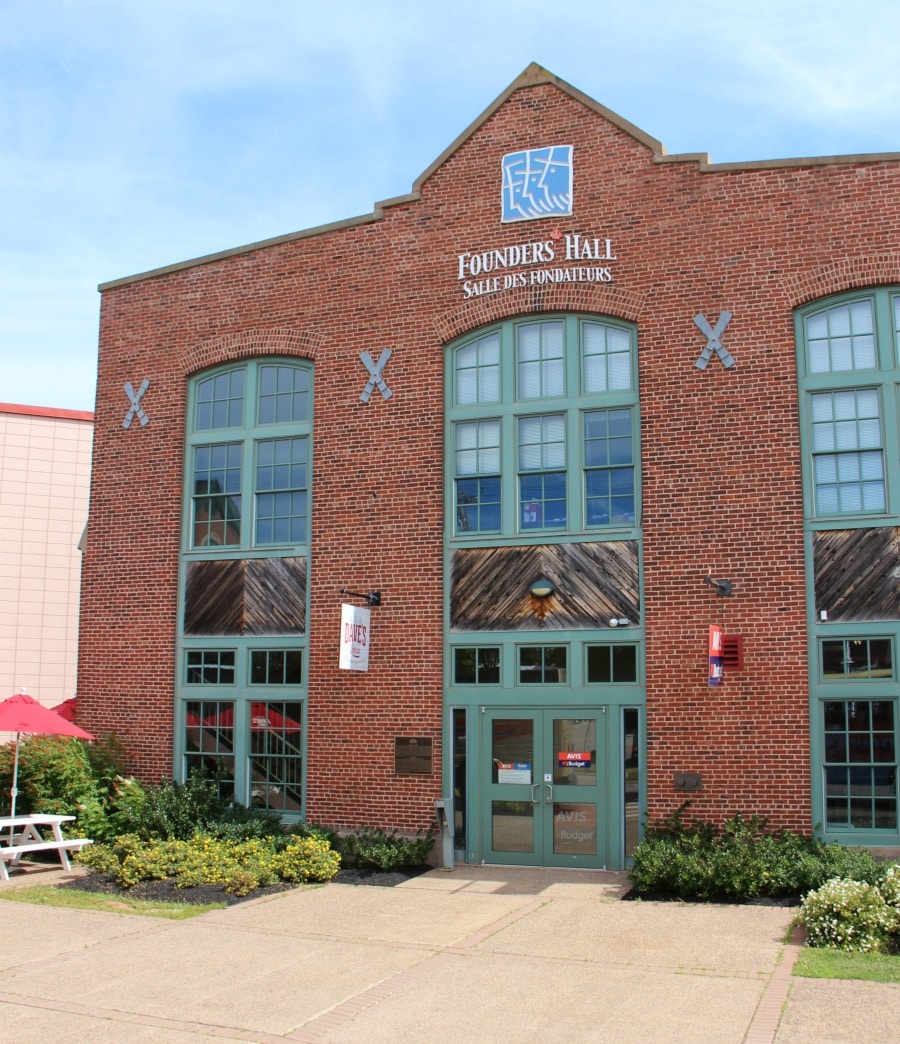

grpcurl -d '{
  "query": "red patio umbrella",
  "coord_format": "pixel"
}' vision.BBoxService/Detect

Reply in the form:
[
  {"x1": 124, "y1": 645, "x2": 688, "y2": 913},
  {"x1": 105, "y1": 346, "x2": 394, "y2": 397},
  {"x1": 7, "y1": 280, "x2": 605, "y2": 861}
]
[
  {"x1": 0, "y1": 689, "x2": 94, "y2": 819},
  {"x1": 51, "y1": 697, "x2": 78, "y2": 723}
]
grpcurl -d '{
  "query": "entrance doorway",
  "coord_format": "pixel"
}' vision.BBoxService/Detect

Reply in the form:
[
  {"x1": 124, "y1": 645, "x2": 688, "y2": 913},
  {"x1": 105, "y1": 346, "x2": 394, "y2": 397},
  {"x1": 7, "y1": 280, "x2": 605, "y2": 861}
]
[{"x1": 481, "y1": 707, "x2": 607, "y2": 868}]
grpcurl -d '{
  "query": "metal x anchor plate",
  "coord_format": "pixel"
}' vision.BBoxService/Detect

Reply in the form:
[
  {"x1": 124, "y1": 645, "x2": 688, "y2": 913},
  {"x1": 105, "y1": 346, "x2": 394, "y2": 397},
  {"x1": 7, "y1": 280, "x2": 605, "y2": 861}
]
[{"x1": 694, "y1": 312, "x2": 735, "y2": 370}]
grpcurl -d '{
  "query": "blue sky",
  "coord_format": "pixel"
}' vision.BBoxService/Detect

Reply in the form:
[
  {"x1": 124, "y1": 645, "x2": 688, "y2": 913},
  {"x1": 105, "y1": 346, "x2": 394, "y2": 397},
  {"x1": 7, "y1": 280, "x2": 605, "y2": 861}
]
[{"x1": 2, "y1": 0, "x2": 899, "y2": 412}]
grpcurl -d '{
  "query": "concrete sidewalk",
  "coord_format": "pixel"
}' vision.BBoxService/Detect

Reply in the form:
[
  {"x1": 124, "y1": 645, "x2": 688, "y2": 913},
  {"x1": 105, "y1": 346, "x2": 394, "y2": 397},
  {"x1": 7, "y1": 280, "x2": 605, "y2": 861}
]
[{"x1": 0, "y1": 863, "x2": 898, "y2": 1042}]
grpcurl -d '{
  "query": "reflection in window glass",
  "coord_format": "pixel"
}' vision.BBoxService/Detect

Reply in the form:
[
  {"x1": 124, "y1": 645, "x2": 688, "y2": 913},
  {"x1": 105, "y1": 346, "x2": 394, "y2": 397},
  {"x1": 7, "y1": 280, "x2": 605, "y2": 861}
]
[
  {"x1": 823, "y1": 700, "x2": 897, "y2": 829},
  {"x1": 822, "y1": 639, "x2": 893, "y2": 680},
  {"x1": 196, "y1": 369, "x2": 245, "y2": 430},
  {"x1": 186, "y1": 650, "x2": 236, "y2": 685},
  {"x1": 453, "y1": 647, "x2": 500, "y2": 684},
  {"x1": 192, "y1": 443, "x2": 242, "y2": 546},
  {"x1": 255, "y1": 437, "x2": 308, "y2": 544},
  {"x1": 248, "y1": 702, "x2": 303, "y2": 813},
  {"x1": 184, "y1": 700, "x2": 236, "y2": 802},
  {"x1": 584, "y1": 409, "x2": 635, "y2": 526},
  {"x1": 455, "y1": 420, "x2": 501, "y2": 532},
  {"x1": 258, "y1": 365, "x2": 309, "y2": 424},
  {"x1": 553, "y1": 718, "x2": 596, "y2": 786},
  {"x1": 519, "y1": 414, "x2": 566, "y2": 529},
  {"x1": 250, "y1": 650, "x2": 303, "y2": 685},
  {"x1": 623, "y1": 708, "x2": 640, "y2": 858},
  {"x1": 519, "y1": 646, "x2": 567, "y2": 683},
  {"x1": 586, "y1": 645, "x2": 638, "y2": 683}
]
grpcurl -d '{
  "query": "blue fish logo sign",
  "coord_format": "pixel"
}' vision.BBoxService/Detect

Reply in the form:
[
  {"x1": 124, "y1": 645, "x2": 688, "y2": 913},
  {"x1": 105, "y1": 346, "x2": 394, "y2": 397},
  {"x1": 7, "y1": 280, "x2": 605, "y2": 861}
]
[{"x1": 501, "y1": 145, "x2": 573, "y2": 222}]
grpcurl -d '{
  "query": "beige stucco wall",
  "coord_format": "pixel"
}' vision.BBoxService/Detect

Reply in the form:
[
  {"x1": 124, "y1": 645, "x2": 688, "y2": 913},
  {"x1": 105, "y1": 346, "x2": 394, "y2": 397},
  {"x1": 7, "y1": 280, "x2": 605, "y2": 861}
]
[{"x1": 0, "y1": 404, "x2": 93, "y2": 708}]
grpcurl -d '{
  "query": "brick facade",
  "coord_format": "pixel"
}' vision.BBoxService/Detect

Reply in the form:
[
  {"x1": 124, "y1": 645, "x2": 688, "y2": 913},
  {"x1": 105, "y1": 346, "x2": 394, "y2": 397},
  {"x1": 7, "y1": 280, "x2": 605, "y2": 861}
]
[{"x1": 78, "y1": 65, "x2": 900, "y2": 853}]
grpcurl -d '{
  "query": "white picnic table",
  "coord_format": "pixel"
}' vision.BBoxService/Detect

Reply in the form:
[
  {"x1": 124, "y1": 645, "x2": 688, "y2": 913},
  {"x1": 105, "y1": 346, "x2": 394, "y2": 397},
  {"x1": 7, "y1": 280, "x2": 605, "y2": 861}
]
[{"x1": 0, "y1": 814, "x2": 92, "y2": 879}]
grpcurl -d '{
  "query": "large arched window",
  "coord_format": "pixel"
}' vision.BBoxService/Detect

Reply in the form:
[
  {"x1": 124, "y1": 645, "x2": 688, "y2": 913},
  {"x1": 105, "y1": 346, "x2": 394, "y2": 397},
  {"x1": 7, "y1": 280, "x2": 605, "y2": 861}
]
[
  {"x1": 177, "y1": 358, "x2": 312, "y2": 816},
  {"x1": 447, "y1": 314, "x2": 639, "y2": 539},
  {"x1": 796, "y1": 289, "x2": 899, "y2": 843}
]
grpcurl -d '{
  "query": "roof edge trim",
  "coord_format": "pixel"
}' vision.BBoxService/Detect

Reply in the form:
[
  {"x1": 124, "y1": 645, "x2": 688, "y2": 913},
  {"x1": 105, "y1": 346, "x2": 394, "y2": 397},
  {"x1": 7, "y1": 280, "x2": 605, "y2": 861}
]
[{"x1": 411, "y1": 62, "x2": 667, "y2": 193}]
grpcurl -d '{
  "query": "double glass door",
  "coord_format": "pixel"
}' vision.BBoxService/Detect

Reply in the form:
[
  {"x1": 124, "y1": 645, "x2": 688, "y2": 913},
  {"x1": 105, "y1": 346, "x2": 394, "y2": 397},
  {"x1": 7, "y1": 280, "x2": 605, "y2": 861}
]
[{"x1": 482, "y1": 707, "x2": 607, "y2": 868}]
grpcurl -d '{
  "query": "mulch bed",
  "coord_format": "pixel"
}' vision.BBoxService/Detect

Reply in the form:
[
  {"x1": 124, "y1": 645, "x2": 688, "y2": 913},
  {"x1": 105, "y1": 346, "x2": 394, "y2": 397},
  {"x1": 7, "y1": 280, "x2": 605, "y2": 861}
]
[
  {"x1": 62, "y1": 865, "x2": 430, "y2": 906},
  {"x1": 622, "y1": 889, "x2": 802, "y2": 906}
]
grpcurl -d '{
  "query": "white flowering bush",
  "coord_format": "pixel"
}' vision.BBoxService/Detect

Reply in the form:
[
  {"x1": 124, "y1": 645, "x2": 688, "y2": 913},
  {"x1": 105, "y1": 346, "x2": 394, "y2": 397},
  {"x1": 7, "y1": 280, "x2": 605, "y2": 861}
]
[
  {"x1": 801, "y1": 877, "x2": 900, "y2": 953},
  {"x1": 877, "y1": 864, "x2": 900, "y2": 909}
]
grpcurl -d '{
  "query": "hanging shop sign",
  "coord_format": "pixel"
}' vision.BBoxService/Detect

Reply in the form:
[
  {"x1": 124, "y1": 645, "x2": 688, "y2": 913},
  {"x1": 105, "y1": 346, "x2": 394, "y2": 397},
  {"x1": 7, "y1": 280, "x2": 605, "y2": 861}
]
[
  {"x1": 339, "y1": 603, "x2": 371, "y2": 671},
  {"x1": 709, "y1": 625, "x2": 724, "y2": 687}
]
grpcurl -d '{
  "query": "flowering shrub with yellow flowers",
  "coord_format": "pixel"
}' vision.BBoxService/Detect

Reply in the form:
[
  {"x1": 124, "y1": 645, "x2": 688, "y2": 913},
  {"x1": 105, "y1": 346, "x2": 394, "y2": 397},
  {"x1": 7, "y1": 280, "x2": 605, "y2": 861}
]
[{"x1": 78, "y1": 832, "x2": 340, "y2": 895}]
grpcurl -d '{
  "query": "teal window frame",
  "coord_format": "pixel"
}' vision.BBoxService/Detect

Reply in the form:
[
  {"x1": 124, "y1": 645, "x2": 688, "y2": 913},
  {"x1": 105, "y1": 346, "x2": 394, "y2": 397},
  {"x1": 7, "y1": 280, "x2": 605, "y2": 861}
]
[
  {"x1": 446, "y1": 314, "x2": 639, "y2": 539},
  {"x1": 518, "y1": 644, "x2": 568, "y2": 684},
  {"x1": 796, "y1": 289, "x2": 900, "y2": 521},
  {"x1": 453, "y1": 646, "x2": 501, "y2": 684},
  {"x1": 798, "y1": 289, "x2": 900, "y2": 845},
  {"x1": 586, "y1": 644, "x2": 639, "y2": 684},
  {"x1": 186, "y1": 360, "x2": 313, "y2": 553},
  {"x1": 820, "y1": 637, "x2": 894, "y2": 682},
  {"x1": 179, "y1": 358, "x2": 312, "y2": 820}
]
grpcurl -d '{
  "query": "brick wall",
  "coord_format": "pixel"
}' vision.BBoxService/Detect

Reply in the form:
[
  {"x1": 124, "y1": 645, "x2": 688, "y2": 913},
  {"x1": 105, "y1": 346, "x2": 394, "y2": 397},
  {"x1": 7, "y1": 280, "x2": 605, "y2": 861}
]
[{"x1": 78, "y1": 68, "x2": 900, "y2": 834}]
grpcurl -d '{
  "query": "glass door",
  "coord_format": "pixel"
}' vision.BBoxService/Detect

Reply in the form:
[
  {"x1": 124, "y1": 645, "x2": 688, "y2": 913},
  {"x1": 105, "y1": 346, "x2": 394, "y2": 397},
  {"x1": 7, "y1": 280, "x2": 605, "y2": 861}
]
[{"x1": 481, "y1": 707, "x2": 607, "y2": 868}]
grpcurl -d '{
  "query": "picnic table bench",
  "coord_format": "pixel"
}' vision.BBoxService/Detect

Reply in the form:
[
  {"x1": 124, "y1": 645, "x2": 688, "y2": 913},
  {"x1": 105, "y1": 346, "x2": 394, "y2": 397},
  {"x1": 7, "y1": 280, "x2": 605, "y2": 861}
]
[{"x1": 0, "y1": 814, "x2": 93, "y2": 880}]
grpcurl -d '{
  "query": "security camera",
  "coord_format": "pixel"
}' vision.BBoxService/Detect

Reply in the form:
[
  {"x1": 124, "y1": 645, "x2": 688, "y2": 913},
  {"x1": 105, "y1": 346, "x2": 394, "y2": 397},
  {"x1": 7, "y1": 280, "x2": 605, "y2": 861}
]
[{"x1": 609, "y1": 617, "x2": 618, "y2": 627}]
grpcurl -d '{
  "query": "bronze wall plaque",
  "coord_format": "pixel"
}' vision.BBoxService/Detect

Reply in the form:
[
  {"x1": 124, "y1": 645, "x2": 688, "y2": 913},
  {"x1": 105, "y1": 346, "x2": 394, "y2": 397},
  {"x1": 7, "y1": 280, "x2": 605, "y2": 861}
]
[{"x1": 395, "y1": 737, "x2": 433, "y2": 775}]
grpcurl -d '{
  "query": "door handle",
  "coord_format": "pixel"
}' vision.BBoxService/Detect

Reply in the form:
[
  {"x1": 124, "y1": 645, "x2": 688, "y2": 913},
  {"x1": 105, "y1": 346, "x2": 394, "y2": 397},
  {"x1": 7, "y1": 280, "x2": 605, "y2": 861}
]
[
  {"x1": 530, "y1": 783, "x2": 540, "y2": 805},
  {"x1": 545, "y1": 782, "x2": 553, "y2": 804}
]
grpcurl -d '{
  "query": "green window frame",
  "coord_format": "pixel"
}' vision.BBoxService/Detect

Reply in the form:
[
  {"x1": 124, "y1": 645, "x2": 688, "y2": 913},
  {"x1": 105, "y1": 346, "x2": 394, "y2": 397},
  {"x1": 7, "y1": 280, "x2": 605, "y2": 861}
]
[
  {"x1": 250, "y1": 649, "x2": 303, "y2": 686},
  {"x1": 586, "y1": 644, "x2": 639, "y2": 684},
  {"x1": 797, "y1": 289, "x2": 900, "y2": 520},
  {"x1": 518, "y1": 645, "x2": 568, "y2": 684},
  {"x1": 820, "y1": 638, "x2": 894, "y2": 681},
  {"x1": 186, "y1": 650, "x2": 236, "y2": 685},
  {"x1": 798, "y1": 289, "x2": 900, "y2": 845},
  {"x1": 454, "y1": 419, "x2": 501, "y2": 533},
  {"x1": 184, "y1": 700, "x2": 236, "y2": 802},
  {"x1": 453, "y1": 647, "x2": 501, "y2": 684},
  {"x1": 447, "y1": 314, "x2": 639, "y2": 539},
  {"x1": 187, "y1": 360, "x2": 313, "y2": 552},
  {"x1": 822, "y1": 699, "x2": 897, "y2": 830},
  {"x1": 181, "y1": 358, "x2": 312, "y2": 819}
]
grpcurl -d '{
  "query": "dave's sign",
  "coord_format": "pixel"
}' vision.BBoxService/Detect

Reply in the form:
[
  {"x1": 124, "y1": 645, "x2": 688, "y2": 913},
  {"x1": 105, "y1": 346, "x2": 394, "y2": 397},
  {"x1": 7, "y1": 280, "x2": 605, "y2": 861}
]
[{"x1": 339, "y1": 603, "x2": 370, "y2": 671}]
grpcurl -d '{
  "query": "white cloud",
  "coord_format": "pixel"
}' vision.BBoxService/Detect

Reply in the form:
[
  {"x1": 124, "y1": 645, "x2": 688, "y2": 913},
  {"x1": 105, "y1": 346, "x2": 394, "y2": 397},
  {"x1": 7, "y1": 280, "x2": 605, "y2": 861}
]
[{"x1": 2, "y1": 0, "x2": 899, "y2": 410}]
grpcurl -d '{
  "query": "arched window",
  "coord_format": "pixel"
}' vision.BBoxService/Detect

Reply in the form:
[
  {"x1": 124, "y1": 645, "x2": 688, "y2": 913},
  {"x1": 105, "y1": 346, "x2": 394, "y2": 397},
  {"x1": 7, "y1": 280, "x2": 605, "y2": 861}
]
[{"x1": 178, "y1": 358, "x2": 311, "y2": 816}]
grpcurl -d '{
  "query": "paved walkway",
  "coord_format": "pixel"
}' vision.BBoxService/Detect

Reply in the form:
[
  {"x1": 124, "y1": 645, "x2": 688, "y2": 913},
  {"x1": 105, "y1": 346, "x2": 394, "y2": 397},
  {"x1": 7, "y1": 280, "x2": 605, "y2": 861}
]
[{"x1": 1, "y1": 863, "x2": 898, "y2": 1042}]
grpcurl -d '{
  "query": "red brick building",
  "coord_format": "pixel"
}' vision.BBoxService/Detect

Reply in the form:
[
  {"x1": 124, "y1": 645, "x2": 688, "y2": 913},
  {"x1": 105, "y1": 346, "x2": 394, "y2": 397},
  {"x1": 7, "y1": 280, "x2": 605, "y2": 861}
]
[{"x1": 78, "y1": 65, "x2": 900, "y2": 867}]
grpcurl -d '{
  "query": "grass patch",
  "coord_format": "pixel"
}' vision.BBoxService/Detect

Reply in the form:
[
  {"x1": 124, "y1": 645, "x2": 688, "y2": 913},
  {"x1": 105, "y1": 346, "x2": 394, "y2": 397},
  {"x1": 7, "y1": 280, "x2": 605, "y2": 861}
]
[
  {"x1": 0, "y1": 885, "x2": 225, "y2": 919},
  {"x1": 794, "y1": 947, "x2": 900, "y2": 984}
]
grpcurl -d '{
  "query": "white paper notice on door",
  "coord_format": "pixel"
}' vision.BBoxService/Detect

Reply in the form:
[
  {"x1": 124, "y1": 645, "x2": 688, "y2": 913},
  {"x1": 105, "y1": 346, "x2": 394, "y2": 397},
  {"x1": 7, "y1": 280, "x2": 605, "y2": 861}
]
[{"x1": 497, "y1": 762, "x2": 532, "y2": 784}]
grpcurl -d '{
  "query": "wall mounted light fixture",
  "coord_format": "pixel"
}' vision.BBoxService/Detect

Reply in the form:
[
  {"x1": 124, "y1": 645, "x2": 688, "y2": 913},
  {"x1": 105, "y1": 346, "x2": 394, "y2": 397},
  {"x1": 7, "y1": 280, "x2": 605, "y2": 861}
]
[
  {"x1": 703, "y1": 574, "x2": 733, "y2": 597},
  {"x1": 529, "y1": 578, "x2": 555, "y2": 598},
  {"x1": 340, "y1": 588, "x2": 382, "y2": 607}
]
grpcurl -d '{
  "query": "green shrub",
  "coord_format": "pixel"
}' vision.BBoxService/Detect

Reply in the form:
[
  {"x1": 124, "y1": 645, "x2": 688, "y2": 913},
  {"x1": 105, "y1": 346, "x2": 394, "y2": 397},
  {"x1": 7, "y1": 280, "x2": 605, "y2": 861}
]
[
  {"x1": 801, "y1": 878, "x2": 900, "y2": 953},
  {"x1": 289, "y1": 821, "x2": 340, "y2": 849},
  {"x1": 628, "y1": 804, "x2": 889, "y2": 901},
  {"x1": 203, "y1": 805, "x2": 286, "y2": 843},
  {"x1": 340, "y1": 827, "x2": 434, "y2": 872},
  {"x1": 114, "y1": 773, "x2": 227, "y2": 840},
  {"x1": 78, "y1": 833, "x2": 340, "y2": 895}
]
